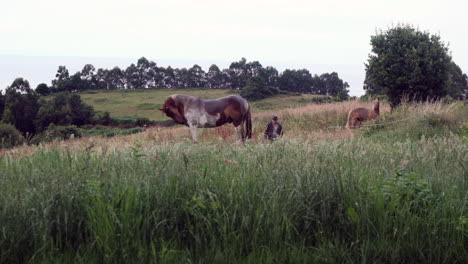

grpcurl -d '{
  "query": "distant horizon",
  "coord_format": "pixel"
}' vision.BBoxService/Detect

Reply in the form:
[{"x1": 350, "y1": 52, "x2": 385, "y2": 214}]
[{"x1": 0, "y1": 54, "x2": 367, "y2": 96}]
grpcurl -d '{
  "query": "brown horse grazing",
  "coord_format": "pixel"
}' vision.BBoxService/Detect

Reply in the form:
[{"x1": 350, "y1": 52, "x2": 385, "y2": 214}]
[
  {"x1": 159, "y1": 94, "x2": 252, "y2": 142},
  {"x1": 346, "y1": 99, "x2": 380, "y2": 129}
]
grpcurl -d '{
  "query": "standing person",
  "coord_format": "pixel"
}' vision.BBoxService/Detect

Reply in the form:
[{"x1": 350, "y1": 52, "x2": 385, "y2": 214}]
[{"x1": 264, "y1": 116, "x2": 283, "y2": 140}]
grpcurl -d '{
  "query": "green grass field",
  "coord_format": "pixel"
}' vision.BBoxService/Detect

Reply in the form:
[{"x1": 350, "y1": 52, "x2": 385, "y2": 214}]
[
  {"x1": 0, "y1": 99, "x2": 467, "y2": 263},
  {"x1": 78, "y1": 89, "x2": 321, "y2": 121}
]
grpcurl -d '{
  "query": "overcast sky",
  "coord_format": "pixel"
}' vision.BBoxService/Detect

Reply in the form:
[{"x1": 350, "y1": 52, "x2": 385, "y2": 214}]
[{"x1": 1, "y1": 0, "x2": 467, "y2": 95}]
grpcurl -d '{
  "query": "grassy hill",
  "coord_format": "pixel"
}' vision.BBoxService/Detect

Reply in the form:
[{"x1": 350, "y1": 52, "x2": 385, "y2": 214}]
[
  {"x1": 78, "y1": 89, "x2": 323, "y2": 122},
  {"x1": 0, "y1": 99, "x2": 467, "y2": 263}
]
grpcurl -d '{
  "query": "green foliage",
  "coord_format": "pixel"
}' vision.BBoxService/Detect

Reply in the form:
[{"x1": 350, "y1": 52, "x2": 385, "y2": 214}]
[
  {"x1": 31, "y1": 124, "x2": 81, "y2": 144},
  {"x1": 0, "y1": 122, "x2": 24, "y2": 148},
  {"x1": 318, "y1": 72, "x2": 350, "y2": 100},
  {"x1": 35, "y1": 83, "x2": 50, "y2": 96},
  {"x1": 2, "y1": 81, "x2": 40, "y2": 134},
  {"x1": 359, "y1": 93, "x2": 388, "y2": 102},
  {"x1": 446, "y1": 61, "x2": 468, "y2": 99},
  {"x1": 365, "y1": 25, "x2": 452, "y2": 107},
  {"x1": 0, "y1": 134, "x2": 466, "y2": 263},
  {"x1": 297, "y1": 95, "x2": 347, "y2": 104},
  {"x1": 35, "y1": 93, "x2": 95, "y2": 131},
  {"x1": 0, "y1": 91, "x2": 4, "y2": 119},
  {"x1": 278, "y1": 70, "x2": 349, "y2": 98},
  {"x1": 240, "y1": 77, "x2": 279, "y2": 101},
  {"x1": 361, "y1": 103, "x2": 467, "y2": 141},
  {"x1": 8, "y1": 77, "x2": 31, "y2": 93},
  {"x1": 376, "y1": 169, "x2": 437, "y2": 214},
  {"x1": 69, "y1": 94, "x2": 95, "y2": 126},
  {"x1": 94, "y1": 113, "x2": 155, "y2": 128}
]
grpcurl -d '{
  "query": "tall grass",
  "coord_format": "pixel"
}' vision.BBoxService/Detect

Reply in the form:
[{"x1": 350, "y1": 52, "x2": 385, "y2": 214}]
[{"x1": 0, "y1": 101, "x2": 467, "y2": 263}]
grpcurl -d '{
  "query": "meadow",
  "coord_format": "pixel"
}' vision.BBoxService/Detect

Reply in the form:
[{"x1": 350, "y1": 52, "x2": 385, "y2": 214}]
[
  {"x1": 78, "y1": 89, "x2": 322, "y2": 121},
  {"x1": 0, "y1": 97, "x2": 467, "y2": 263}
]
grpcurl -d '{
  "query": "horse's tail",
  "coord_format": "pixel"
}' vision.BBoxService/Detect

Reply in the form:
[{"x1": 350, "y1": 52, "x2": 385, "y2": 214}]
[{"x1": 245, "y1": 110, "x2": 252, "y2": 139}]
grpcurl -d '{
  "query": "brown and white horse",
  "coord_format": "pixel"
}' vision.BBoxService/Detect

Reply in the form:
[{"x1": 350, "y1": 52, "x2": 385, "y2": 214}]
[
  {"x1": 346, "y1": 99, "x2": 380, "y2": 129},
  {"x1": 159, "y1": 94, "x2": 252, "y2": 142}
]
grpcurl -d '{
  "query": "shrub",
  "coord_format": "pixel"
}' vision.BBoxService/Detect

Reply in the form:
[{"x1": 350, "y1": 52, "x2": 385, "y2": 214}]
[
  {"x1": 0, "y1": 123, "x2": 24, "y2": 148},
  {"x1": 94, "y1": 113, "x2": 155, "y2": 128},
  {"x1": 31, "y1": 124, "x2": 81, "y2": 144}
]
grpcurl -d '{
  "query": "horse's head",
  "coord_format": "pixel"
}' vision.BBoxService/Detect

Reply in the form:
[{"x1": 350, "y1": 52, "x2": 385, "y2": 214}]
[{"x1": 159, "y1": 95, "x2": 187, "y2": 125}]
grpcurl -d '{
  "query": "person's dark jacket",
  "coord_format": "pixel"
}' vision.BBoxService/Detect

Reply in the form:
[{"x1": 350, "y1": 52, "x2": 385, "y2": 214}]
[{"x1": 264, "y1": 122, "x2": 283, "y2": 140}]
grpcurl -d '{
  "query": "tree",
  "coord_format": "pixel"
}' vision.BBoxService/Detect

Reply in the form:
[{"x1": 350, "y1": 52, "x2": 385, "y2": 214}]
[
  {"x1": 35, "y1": 83, "x2": 50, "y2": 96},
  {"x1": 2, "y1": 79, "x2": 40, "y2": 134},
  {"x1": 174, "y1": 68, "x2": 191, "y2": 88},
  {"x1": 35, "y1": 93, "x2": 72, "y2": 131},
  {"x1": 188, "y1": 64, "x2": 206, "y2": 88},
  {"x1": 206, "y1": 64, "x2": 222, "y2": 88},
  {"x1": 316, "y1": 72, "x2": 350, "y2": 100},
  {"x1": 364, "y1": 25, "x2": 452, "y2": 107},
  {"x1": 8, "y1": 78, "x2": 31, "y2": 93},
  {"x1": 81, "y1": 64, "x2": 97, "y2": 90},
  {"x1": 446, "y1": 61, "x2": 468, "y2": 99},
  {"x1": 95, "y1": 68, "x2": 111, "y2": 89},
  {"x1": 162, "y1": 66, "x2": 176, "y2": 88},
  {"x1": 0, "y1": 91, "x2": 4, "y2": 119},
  {"x1": 260, "y1": 66, "x2": 279, "y2": 87},
  {"x1": 240, "y1": 77, "x2": 278, "y2": 101},
  {"x1": 68, "y1": 72, "x2": 87, "y2": 92},
  {"x1": 68, "y1": 94, "x2": 95, "y2": 126},
  {"x1": 125, "y1": 63, "x2": 145, "y2": 89},
  {"x1": 108, "y1": 66, "x2": 125, "y2": 89},
  {"x1": 229, "y1": 58, "x2": 248, "y2": 89},
  {"x1": 278, "y1": 69, "x2": 314, "y2": 93},
  {"x1": 35, "y1": 93, "x2": 95, "y2": 131},
  {"x1": 52, "y1": 66, "x2": 70, "y2": 92}
]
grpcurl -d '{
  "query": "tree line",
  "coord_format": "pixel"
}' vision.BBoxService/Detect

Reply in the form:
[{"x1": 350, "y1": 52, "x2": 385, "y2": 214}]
[
  {"x1": 33, "y1": 57, "x2": 350, "y2": 99},
  {"x1": 0, "y1": 77, "x2": 157, "y2": 147}
]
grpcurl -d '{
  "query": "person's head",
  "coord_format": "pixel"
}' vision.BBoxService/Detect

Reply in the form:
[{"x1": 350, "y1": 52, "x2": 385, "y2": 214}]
[{"x1": 272, "y1": 116, "x2": 278, "y2": 124}]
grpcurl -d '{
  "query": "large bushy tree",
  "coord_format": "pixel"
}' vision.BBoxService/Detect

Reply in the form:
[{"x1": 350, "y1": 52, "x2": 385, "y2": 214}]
[
  {"x1": 35, "y1": 93, "x2": 95, "y2": 131},
  {"x1": 316, "y1": 72, "x2": 350, "y2": 100},
  {"x1": 35, "y1": 83, "x2": 50, "y2": 96},
  {"x1": 446, "y1": 61, "x2": 468, "y2": 99},
  {"x1": 2, "y1": 78, "x2": 40, "y2": 134},
  {"x1": 364, "y1": 25, "x2": 452, "y2": 107},
  {"x1": 278, "y1": 69, "x2": 314, "y2": 93}
]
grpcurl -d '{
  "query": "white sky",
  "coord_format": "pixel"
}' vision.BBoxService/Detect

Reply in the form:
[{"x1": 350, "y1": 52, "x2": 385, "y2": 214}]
[{"x1": 1, "y1": 0, "x2": 467, "y2": 95}]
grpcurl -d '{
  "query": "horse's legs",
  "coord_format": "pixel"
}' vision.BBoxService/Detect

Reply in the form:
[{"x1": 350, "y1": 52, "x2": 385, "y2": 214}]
[
  {"x1": 235, "y1": 124, "x2": 244, "y2": 142},
  {"x1": 189, "y1": 125, "x2": 198, "y2": 143},
  {"x1": 356, "y1": 120, "x2": 362, "y2": 128}
]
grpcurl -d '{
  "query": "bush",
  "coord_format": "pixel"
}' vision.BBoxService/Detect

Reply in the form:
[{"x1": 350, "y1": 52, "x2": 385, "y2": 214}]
[
  {"x1": 35, "y1": 93, "x2": 95, "y2": 131},
  {"x1": 0, "y1": 123, "x2": 25, "y2": 148},
  {"x1": 94, "y1": 113, "x2": 155, "y2": 128},
  {"x1": 31, "y1": 124, "x2": 81, "y2": 144}
]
